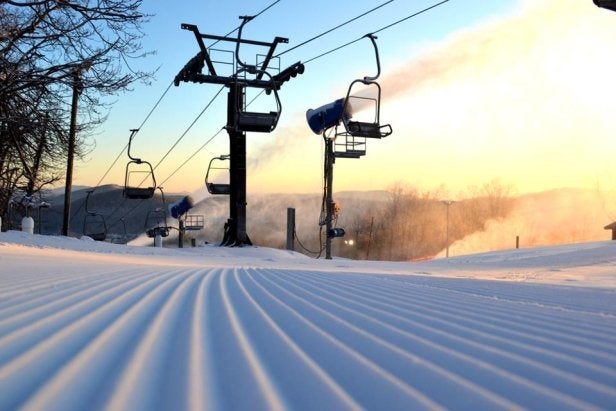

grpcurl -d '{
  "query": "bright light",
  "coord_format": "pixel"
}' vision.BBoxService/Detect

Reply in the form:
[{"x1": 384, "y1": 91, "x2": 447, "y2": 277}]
[{"x1": 345, "y1": 239, "x2": 355, "y2": 246}]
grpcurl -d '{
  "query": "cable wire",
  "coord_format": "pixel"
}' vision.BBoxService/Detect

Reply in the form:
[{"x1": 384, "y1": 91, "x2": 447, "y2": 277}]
[
  {"x1": 157, "y1": 87, "x2": 267, "y2": 187},
  {"x1": 304, "y1": 0, "x2": 451, "y2": 65},
  {"x1": 151, "y1": 85, "x2": 225, "y2": 174},
  {"x1": 275, "y1": 0, "x2": 395, "y2": 58},
  {"x1": 69, "y1": 80, "x2": 175, "y2": 226},
  {"x1": 159, "y1": 127, "x2": 225, "y2": 186},
  {"x1": 80, "y1": 0, "x2": 284, "y2": 237},
  {"x1": 104, "y1": 86, "x2": 224, "y2": 224},
  {"x1": 95, "y1": 80, "x2": 175, "y2": 188},
  {"x1": 210, "y1": 0, "x2": 282, "y2": 48}
]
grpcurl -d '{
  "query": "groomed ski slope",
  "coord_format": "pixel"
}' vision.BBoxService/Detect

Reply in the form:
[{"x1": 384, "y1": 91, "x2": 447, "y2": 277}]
[{"x1": 0, "y1": 231, "x2": 615, "y2": 410}]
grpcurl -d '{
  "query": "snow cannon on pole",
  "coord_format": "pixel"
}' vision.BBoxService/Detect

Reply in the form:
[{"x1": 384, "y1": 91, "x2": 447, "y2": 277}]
[
  {"x1": 169, "y1": 195, "x2": 195, "y2": 248},
  {"x1": 306, "y1": 98, "x2": 347, "y2": 135},
  {"x1": 170, "y1": 195, "x2": 194, "y2": 220}
]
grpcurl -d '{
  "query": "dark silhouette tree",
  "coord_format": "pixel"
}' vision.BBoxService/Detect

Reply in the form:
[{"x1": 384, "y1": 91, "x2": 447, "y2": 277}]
[{"x1": 0, "y1": 0, "x2": 153, "y2": 229}]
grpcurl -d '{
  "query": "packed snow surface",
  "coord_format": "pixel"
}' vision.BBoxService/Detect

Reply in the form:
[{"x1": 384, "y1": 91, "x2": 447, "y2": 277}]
[{"x1": 0, "y1": 231, "x2": 615, "y2": 410}]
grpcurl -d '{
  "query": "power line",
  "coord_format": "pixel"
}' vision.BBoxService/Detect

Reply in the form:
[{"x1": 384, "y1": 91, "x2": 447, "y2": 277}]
[
  {"x1": 304, "y1": 0, "x2": 451, "y2": 65},
  {"x1": 275, "y1": 0, "x2": 395, "y2": 58}
]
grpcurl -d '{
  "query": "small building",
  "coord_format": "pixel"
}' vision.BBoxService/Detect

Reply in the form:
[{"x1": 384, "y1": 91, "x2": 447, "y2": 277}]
[{"x1": 604, "y1": 222, "x2": 616, "y2": 240}]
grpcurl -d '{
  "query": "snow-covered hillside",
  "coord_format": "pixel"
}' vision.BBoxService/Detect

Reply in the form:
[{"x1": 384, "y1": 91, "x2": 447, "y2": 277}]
[{"x1": 1, "y1": 231, "x2": 615, "y2": 410}]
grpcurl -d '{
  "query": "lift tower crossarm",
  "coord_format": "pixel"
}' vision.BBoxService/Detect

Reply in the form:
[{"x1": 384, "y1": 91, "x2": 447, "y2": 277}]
[
  {"x1": 181, "y1": 24, "x2": 216, "y2": 76},
  {"x1": 179, "y1": 22, "x2": 288, "y2": 83}
]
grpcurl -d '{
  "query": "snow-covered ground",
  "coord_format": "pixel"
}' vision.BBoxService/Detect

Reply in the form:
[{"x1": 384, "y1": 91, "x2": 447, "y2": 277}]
[{"x1": 0, "y1": 231, "x2": 615, "y2": 410}]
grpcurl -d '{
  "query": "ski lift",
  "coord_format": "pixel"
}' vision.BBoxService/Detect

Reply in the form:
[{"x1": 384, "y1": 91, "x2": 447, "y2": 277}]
[
  {"x1": 83, "y1": 190, "x2": 107, "y2": 241},
  {"x1": 205, "y1": 154, "x2": 230, "y2": 195},
  {"x1": 339, "y1": 34, "x2": 392, "y2": 140},
  {"x1": 145, "y1": 187, "x2": 169, "y2": 238},
  {"x1": 110, "y1": 218, "x2": 128, "y2": 244},
  {"x1": 234, "y1": 16, "x2": 282, "y2": 133},
  {"x1": 124, "y1": 129, "x2": 156, "y2": 199}
]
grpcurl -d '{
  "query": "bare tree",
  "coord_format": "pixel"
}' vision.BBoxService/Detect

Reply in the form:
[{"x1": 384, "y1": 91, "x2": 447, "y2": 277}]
[{"x1": 0, "y1": 0, "x2": 153, "y2": 228}]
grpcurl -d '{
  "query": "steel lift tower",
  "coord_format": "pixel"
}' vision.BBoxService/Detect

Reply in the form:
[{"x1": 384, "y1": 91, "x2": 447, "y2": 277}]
[{"x1": 174, "y1": 17, "x2": 304, "y2": 246}]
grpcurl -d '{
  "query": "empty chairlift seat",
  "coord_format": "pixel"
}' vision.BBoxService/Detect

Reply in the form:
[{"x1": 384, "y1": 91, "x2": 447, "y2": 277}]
[
  {"x1": 82, "y1": 190, "x2": 107, "y2": 241},
  {"x1": 123, "y1": 129, "x2": 157, "y2": 200},
  {"x1": 205, "y1": 155, "x2": 230, "y2": 195}
]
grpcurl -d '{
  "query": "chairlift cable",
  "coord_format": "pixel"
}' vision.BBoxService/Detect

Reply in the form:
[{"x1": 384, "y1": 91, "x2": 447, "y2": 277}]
[
  {"x1": 75, "y1": 0, "x2": 283, "y2": 237},
  {"x1": 154, "y1": 1, "x2": 283, "y2": 185},
  {"x1": 151, "y1": 85, "x2": 225, "y2": 173},
  {"x1": 108, "y1": 198, "x2": 149, "y2": 229},
  {"x1": 95, "y1": 80, "x2": 175, "y2": 189},
  {"x1": 210, "y1": 0, "x2": 282, "y2": 48},
  {"x1": 158, "y1": 88, "x2": 266, "y2": 187},
  {"x1": 372, "y1": 0, "x2": 450, "y2": 35},
  {"x1": 159, "y1": 127, "x2": 225, "y2": 186},
  {"x1": 275, "y1": 0, "x2": 394, "y2": 58},
  {"x1": 69, "y1": 81, "x2": 174, "y2": 226},
  {"x1": 303, "y1": 0, "x2": 451, "y2": 65},
  {"x1": 106, "y1": 87, "x2": 224, "y2": 224}
]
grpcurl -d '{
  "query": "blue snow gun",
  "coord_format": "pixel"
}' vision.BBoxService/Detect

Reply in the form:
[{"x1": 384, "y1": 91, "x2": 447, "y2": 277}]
[{"x1": 170, "y1": 195, "x2": 194, "y2": 219}]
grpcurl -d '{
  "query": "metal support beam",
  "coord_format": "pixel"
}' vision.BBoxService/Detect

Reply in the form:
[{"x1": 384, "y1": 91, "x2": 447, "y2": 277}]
[
  {"x1": 325, "y1": 137, "x2": 334, "y2": 260},
  {"x1": 222, "y1": 84, "x2": 251, "y2": 246}
]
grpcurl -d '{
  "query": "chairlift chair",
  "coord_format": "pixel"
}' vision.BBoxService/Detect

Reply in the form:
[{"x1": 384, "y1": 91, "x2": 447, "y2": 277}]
[
  {"x1": 236, "y1": 73, "x2": 282, "y2": 133},
  {"x1": 145, "y1": 187, "x2": 169, "y2": 238},
  {"x1": 123, "y1": 129, "x2": 157, "y2": 199},
  {"x1": 338, "y1": 34, "x2": 392, "y2": 140},
  {"x1": 233, "y1": 16, "x2": 282, "y2": 133},
  {"x1": 82, "y1": 190, "x2": 107, "y2": 241},
  {"x1": 205, "y1": 154, "x2": 231, "y2": 195},
  {"x1": 111, "y1": 218, "x2": 128, "y2": 244}
]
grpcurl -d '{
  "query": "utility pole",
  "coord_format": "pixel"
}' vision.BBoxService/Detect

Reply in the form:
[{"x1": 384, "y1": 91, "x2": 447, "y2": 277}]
[{"x1": 62, "y1": 69, "x2": 82, "y2": 236}]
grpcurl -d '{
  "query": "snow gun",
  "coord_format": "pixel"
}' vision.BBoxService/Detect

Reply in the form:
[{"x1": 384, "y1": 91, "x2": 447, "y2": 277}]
[{"x1": 169, "y1": 195, "x2": 194, "y2": 219}]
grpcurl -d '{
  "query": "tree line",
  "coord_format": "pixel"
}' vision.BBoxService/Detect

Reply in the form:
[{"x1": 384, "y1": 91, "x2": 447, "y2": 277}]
[
  {"x1": 245, "y1": 181, "x2": 516, "y2": 261},
  {"x1": 0, "y1": 0, "x2": 152, "y2": 229},
  {"x1": 332, "y1": 181, "x2": 516, "y2": 261}
]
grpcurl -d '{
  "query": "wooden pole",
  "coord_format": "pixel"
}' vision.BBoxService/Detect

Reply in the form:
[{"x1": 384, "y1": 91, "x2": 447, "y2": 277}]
[{"x1": 62, "y1": 70, "x2": 81, "y2": 236}]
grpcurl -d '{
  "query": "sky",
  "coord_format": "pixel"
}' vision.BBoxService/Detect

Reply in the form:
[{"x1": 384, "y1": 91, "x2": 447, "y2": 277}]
[{"x1": 73, "y1": 0, "x2": 616, "y2": 198}]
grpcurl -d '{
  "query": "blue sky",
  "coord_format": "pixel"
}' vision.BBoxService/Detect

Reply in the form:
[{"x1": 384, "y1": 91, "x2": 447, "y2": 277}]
[{"x1": 77, "y1": 0, "x2": 616, "y2": 198}]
